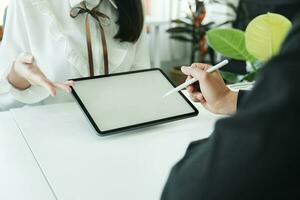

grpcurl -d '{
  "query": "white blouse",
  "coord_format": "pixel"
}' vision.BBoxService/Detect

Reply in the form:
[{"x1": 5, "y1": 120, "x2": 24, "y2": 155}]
[{"x1": 0, "y1": 0, "x2": 150, "y2": 111}]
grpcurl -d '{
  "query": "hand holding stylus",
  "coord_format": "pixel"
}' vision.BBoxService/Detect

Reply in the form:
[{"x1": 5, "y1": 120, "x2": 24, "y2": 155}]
[
  {"x1": 164, "y1": 60, "x2": 229, "y2": 98},
  {"x1": 181, "y1": 61, "x2": 238, "y2": 115}
]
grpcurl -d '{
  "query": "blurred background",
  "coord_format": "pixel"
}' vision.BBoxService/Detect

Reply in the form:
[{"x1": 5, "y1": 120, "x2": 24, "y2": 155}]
[
  {"x1": 0, "y1": 0, "x2": 296, "y2": 86},
  {"x1": 0, "y1": 0, "x2": 230, "y2": 84}
]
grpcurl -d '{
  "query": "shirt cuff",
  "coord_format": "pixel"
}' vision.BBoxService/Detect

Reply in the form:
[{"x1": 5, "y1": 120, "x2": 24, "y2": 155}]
[{"x1": 3, "y1": 77, "x2": 50, "y2": 104}]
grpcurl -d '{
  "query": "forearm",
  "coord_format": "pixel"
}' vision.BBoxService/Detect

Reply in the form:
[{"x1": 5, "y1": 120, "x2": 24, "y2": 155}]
[{"x1": 7, "y1": 62, "x2": 31, "y2": 90}]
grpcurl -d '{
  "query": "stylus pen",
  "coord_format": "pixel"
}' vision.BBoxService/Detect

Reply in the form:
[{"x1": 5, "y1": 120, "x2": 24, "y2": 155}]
[{"x1": 163, "y1": 60, "x2": 229, "y2": 98}]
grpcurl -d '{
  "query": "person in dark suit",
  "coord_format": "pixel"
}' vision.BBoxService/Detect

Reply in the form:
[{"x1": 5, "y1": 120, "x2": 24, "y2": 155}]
[
  {"x1": 161, "y1": 7, "x2": 300, "y2": 200},
  {"x1": 234, "y1": 0, "x2": 300, "y2": 30}
]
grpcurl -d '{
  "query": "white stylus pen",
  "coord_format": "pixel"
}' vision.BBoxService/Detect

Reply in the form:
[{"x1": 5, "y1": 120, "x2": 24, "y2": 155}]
[{"x1": 163, "y1": 60, "x2": 229, "y2": 98}]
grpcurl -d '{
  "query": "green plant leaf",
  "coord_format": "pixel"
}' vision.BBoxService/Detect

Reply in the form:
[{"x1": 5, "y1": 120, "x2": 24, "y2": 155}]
[
  {"x1": 170, "y1": 36, "x2": 193, "y2": 42},
  {"x1": 166, "y1": 27, "x2": 193, "y2": 34},
  {"x1": 207, "y1": 28, "x2": 256, "y2": 62},
  {"x1": 241, "y1": 71, "x2": 257, "y2": 82},
  {"x1": 220, "y1": 71, "x2": 241, "y2": 84},
  {"x1": 171, "y1": 19, "x2": 193, "y2": 27},
  {"x1": 245, "y1": 12, "x2": 292, "y2": 61}
]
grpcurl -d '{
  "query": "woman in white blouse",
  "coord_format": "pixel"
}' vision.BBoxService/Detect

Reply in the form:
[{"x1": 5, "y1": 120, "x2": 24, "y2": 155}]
[{"x1": 0, "y1": 0, "x2": 150, "y2": 111}]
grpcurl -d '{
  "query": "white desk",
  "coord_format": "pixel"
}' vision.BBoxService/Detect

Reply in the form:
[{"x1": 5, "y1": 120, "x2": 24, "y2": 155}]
[
  {"x1": 0, "y1": 112, "x2": 56, "y2": 200},
  {"x1": 2, "y1": 93, "x2": 221, "y2": 200}
]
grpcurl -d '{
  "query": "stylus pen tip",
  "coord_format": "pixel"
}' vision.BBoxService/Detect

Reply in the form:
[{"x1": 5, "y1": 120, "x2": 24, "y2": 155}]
[{"x1": 163, "y1": 93, "x2": 170, "y2": 98}]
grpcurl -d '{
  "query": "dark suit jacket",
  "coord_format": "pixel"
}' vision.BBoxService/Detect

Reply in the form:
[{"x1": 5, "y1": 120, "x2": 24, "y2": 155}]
[
  {"x1": 234, "y1": 0, "x2": 300, "y2": 31},
  {"x1": 161, "y1": 10, "x2": 300, "y2": 200}
]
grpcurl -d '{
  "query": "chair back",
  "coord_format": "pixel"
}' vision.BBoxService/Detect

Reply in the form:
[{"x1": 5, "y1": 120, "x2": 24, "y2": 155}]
[
  {"x1": 3, "y1": 6, "x2": 7, "y2": 29},
  {"x1": 0, "y1": 7, "x2": 7, "y2": 41}
]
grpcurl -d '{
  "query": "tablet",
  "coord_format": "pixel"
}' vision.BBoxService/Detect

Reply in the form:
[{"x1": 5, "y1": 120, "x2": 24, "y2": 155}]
[{"x1": 71, "y1": 68, "x2": 198, "y2": 136}]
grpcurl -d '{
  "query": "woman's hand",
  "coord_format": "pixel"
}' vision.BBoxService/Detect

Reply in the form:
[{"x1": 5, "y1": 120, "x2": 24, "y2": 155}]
[
  {"x1": 181, "y1": 63, "x2": 238, "y2": 115},
  {"x1": 8, "y1": 53, "x2": 74, "y2": 96}
]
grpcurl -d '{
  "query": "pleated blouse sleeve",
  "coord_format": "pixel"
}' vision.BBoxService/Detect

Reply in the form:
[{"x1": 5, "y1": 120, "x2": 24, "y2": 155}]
[{"x1": 0, "y1": 0, "x2": 49, "y2": 111}]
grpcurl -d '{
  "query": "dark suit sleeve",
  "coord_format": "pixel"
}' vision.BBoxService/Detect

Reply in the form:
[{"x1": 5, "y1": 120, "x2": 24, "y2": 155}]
[
  {"x1": 161, "y1": 12, "x2": 300, "y2": 200},
  {"x1": 237, "y1": 90, "x2": 248, "y2": 110}
]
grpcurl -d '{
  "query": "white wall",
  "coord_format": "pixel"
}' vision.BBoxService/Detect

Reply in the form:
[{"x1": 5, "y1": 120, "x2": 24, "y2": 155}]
[
  {"x1": 146, "y1": 0, "x2": 192, "y2": 66},
  {"x1": 149, "y1": 0, "x2": 193, "y2": 20}
]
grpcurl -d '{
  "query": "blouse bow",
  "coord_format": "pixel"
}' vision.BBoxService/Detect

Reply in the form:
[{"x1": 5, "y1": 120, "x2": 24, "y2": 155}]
[{"x1": 70, "y1": 0, "x2": 110, "y2": 76}]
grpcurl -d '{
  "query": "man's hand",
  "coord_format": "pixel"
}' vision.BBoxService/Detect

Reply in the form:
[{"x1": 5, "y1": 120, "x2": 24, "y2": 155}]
[
  {"x1": 181, "y1": 63, "x2": 238, "y2": 115},
  {"x1": 8, "y1": 53, "x2": 74, "y2": 96}
]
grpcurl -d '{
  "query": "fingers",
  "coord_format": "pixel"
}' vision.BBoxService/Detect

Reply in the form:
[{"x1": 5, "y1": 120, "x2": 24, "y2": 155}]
[
  {"x1": 181, "y1": 64, "x2": 209, "y2": 81},
  {"x1": 196, "y1": 93, "x2": 206, "y2": 104},
  {"x1": 189, "y1": 91, "x2": 206, "y2": 103},
  {"x1": 53, "y1": 82, "x2": 72, "y2": 93},
  {"x1": 39, "y1": 78, "x2": 57, "y2": 97},
  {"x1": 189, "y1": 93, "x2": 205, "y2": 103},
  {"x1": 53, "y1": 81, "x2": 75, "y2": 93},
  {"x1": 190, "y1": 94, "x2": 200, "y2": 102},
  {"x1": 186, "y1": 75, "x2": 204, "y2": 103},
  {"x1": 186, "y1": 75, "x2": 194, "y2": 93},
  {"x1": 65, "y1": 80, "x2": 75, "y2": 87},
  {"x1": 187, "y1": 85, "x2": 194, "y2": 93},
  {"x1": 186, "y1": 81, "x2": 206, "y2": 103},
  {"x1": 40, "y1": 80, "x2": 75, "y2": 96},
  {"x1": 191, "y1": 63, "x2": 210, "y2": 71},
  {"x1": 181, "y1": 66, "x2": 198, "y2": 77},
  {"x1": 15, "y1": 53, "x2": 75, "y2": 96}
]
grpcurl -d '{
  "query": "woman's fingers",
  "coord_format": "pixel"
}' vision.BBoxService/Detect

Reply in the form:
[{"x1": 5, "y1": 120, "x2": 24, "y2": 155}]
[
  {"x1": 40, "y1": 80, "x2": 73, "y2": 96},
  {"x1": 39, "y1": 79, "x2": 57, "y2": 96},
  {"x1": 65, "y1": 80, "x2": 75, "y2": 87},
  {"x1": 14, "y1": 53, "x2": 75, "y2": 97},
  {"x1": 39, "y1": 79, "x2": 74, "y2": 96},
  {"x1": 36, "y1": 76, "x2": 74, "y2": 95},
  {"x1": 53, "y1": 82, "x2": 72, "y2": 93},
  {"x1": 53, "y1": 80, "x2": 75, "y2": 93}
]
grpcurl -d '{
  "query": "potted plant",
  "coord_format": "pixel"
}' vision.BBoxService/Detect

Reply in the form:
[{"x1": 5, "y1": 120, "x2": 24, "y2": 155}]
[
  {"x1": 207, "y1": 12, "x2": 292, "y2": 84},
  {"x1": 166, "y1": 0, "x2": 234, "y2": 86},
  {"x1": 167, "y1": 0, "x2": 208, "y2": 63},
  {"x1": 166, "y1": 0, "x2": 211, "y2": 86}
]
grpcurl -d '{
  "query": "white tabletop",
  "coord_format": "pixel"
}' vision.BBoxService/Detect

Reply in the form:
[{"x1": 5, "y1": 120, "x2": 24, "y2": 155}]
[
  {"x1": 2, "y1": 92, "x2": 221, "y2": 200},
  {"x1": 10, "y1": 100, "x2": 220, "y2": 200},
  {"x1": 0, "y1": 112, "x2": 56, "y2": 200}
]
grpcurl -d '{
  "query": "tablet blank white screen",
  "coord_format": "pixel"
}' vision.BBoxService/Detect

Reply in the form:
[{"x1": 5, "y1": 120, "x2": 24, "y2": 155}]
[{"x1": 73, "y1": 70, "x2": 196, "y2": 132}]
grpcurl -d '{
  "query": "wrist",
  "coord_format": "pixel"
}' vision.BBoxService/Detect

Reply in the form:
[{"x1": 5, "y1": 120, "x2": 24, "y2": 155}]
[{"x1": 217, "y1": 90, "x2": 238, "y2": 115}]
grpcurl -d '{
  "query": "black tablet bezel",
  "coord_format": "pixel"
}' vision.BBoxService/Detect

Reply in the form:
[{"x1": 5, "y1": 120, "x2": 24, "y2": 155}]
[{"x1": 70, "y1": 68, "x2": 199, "y2": 136}]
